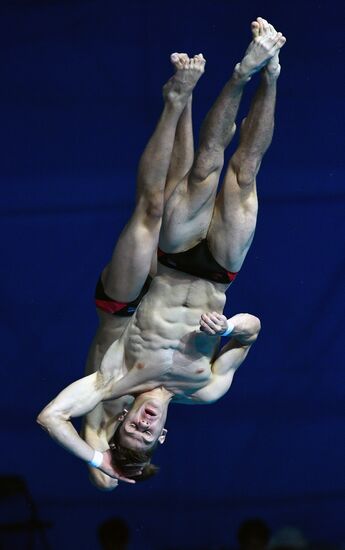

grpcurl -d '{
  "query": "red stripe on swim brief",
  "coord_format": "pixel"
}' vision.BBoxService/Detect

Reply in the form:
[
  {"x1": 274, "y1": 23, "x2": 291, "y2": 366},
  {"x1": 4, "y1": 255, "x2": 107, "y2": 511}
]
[
  {"x1": 227, "y1": 271, "x2": 238, "y2": 282},
  {"x1": 95, "y1": 299, "x2": 128, "y2": 314}
]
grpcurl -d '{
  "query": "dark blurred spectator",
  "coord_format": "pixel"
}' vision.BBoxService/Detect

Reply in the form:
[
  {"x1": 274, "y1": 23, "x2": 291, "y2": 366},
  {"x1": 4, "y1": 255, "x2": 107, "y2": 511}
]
[
  {"x1": 237, "y1": 518, "x2": 271, "y2": 550},
  {"x1": 268, "y1": 526, "x2": 308, "y2": 550},
  {"x1": 98, "y1": 517, "x2": 130, "y2": 550}
]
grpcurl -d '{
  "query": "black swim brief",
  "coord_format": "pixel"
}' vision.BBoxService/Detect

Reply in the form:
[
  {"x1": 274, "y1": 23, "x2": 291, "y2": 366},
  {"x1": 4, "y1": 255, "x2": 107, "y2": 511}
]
[
  {"x1": 157, "y1": 239, "x2": 237, "y2": 284},
  {"x1": 95, "y1": 275, "x2": 152, "y2": 316}
]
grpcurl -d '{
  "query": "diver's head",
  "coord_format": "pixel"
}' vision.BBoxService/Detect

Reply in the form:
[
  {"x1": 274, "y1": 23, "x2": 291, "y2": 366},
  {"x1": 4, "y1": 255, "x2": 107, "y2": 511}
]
[{"x1": 109, "y1": 389, "x2": 171, "y2": 481}]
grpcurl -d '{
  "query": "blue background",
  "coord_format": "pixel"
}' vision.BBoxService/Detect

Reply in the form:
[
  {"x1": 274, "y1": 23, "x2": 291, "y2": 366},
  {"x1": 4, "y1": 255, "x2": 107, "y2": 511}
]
[{"x1": 1, "y1": 0, "x2": 344, "y2": 548}]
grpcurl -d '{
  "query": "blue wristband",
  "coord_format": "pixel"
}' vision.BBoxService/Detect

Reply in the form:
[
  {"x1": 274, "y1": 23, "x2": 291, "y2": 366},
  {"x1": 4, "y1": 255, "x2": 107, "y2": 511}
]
[
  {"x1": 221, "y1": 320, "x2": 234, "y2": 337},
  {"x1": 88, "y1": 450, "x2": 103, "y2": 468}
]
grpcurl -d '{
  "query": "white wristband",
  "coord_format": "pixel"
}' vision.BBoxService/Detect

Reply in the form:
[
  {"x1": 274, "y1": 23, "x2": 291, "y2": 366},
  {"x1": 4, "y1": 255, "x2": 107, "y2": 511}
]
[
  {"x1": 88, "y1": 450, "x2": 103, "y2": 468},
  {"x1": 221, "y1": 320, "x2": 234, "y2": 337}
]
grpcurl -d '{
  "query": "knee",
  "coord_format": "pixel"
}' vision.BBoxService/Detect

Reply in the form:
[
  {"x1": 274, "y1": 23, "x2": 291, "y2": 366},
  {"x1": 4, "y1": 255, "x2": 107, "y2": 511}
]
[
  {"x1": 237, "y1": 169, "x2": 256, "y2": 188},
  {"x1": 230, "y1": 155, "x2": 258, "y2": 188},
  {"x1": 139, "y1": 192, "x2": 164, "y2": 222},
  {"x1": 191, "y1": 146, "x2": 224, "y2": 182}
]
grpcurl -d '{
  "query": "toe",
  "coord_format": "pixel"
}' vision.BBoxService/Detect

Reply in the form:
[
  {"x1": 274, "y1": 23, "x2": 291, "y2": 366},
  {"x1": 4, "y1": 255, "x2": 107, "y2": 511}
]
[
  {"x1": 264, "y1": 21, "x2": 270, "y2": 33},
  {"x1": 251, "y1": 21, "x2": 260, "y2": 38},
  {"x1": 256, "y1": 17, "x2": 264, "y2": 35},
  {"x1": 260, "y1": 17, "x2": 270, "y2": 33},
  {"x1": 170, "y1": 53, "x2": 183, "y2": 69},
  {"x1": 170, "y1": 52, "x2": 189, "y2": 70},
  {"x1": 184, "y1": 54, "x2": 191, "y2": 68},
  {"x1": 194, "y1": 53, "x2": 206, "y2": 68},
  {"x1": 268, "y1": 23, "x2": 276, "y2": 36},
  {"x1": 273, "y1": 32, "x2": 285, "y2": 47}
]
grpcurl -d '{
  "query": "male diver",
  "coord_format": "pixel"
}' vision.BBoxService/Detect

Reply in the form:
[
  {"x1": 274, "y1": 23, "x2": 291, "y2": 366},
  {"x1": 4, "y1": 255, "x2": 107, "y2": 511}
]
[{"x1": 38, "y1": 18, "x2": 286, "y2": 489}]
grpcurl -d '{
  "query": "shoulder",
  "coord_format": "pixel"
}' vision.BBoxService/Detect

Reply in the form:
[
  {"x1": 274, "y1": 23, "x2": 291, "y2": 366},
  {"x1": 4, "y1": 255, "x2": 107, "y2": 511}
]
[{"x1": 172, "y1": 387, "x2": 221, "y2": 405}]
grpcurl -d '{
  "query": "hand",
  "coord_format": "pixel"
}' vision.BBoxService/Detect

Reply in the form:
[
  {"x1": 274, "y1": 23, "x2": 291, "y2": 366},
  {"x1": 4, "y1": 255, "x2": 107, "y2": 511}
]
[
  {"x1": 97, "y1": 450, "x2": 136, "y2": 484},
  {"x1": 199, "y1": 312, "x2": 228, "y2": 336},
  {"x1": 88, "y1": 469, "x2": 119, "y2": 491}
]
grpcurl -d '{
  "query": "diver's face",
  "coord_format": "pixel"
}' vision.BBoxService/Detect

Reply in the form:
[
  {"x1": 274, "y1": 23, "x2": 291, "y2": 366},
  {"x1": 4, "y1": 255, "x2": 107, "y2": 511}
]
[{"x1": 118, "y1": 399, "x2": 167, "y2": 452}]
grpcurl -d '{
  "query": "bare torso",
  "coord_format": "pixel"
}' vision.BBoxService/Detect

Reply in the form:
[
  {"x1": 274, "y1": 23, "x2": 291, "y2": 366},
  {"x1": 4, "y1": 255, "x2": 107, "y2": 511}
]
[{"x1": 100, "y1": 264, "x2": 229, "y2": 402}]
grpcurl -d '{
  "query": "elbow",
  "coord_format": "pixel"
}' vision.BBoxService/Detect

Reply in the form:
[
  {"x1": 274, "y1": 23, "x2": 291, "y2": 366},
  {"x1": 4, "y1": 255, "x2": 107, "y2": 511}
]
[
  {"x1": 253, "y1": 315, "x2": 261, "y2": 340},
  {"x1": 252, "y1": 316, "x2": 261, "y2": 341},
  {"x1": 36, "y1": 408, "x2": 51, "y2": 432},
  {"x1": 36, "y1": 404, "x2": 60, "y2": 433},
  {"x1": 244, "y1": 314, "x2": 261, "y2": 344}
]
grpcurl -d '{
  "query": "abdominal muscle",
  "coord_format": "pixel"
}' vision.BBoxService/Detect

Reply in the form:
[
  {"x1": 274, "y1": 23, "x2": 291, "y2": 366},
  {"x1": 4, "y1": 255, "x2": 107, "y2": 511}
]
[{"x1": 116, "y1": 266, "x2": 228, "y2": 396}]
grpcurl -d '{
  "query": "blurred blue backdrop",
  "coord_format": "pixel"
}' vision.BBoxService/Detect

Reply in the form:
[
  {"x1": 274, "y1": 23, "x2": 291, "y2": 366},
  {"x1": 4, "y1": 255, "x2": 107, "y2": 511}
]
[{"x1": 0, "y1": 0, "x2": 344, "y2": 548}]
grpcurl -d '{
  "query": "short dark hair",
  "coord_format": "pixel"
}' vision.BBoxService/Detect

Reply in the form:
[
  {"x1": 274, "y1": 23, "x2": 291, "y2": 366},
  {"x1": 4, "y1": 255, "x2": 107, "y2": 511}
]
[{"x1": 109, "y1": 425, "x2": 159, "y2": 482}]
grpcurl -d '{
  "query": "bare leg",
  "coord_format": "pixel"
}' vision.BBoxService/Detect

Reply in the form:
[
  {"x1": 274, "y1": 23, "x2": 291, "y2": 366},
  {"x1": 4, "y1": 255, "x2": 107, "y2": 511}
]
[
  {"x1": 103, "y1": 54, "x2": 205, "y2": 301},
  {"x1": 160, "y1": 23, "x2": 283, "y2": 252},
  {"x1": 155, "y1": 55, "x2": 196, "y2": 276},
  {"x1": 164, "y1": 54, "x2": 203, "y2": 201},
  {"x1": 160, "y1": 69, "x2": 245, "y2": 250},
  {"x1": 208, "y1": 18, "x2": 286, "y2": 272},
  {"x1": 164, "y1": 95, "x2": 194, "y2": 202}
]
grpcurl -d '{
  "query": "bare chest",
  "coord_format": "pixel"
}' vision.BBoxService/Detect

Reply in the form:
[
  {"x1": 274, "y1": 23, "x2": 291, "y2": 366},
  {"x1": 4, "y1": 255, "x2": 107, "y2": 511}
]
[
  {"x1": 122, "y1": 321, "x2": 218, "y2": 394},
  {"x1": 101, "y1": 272, "x2": 226, "y2": 396}
]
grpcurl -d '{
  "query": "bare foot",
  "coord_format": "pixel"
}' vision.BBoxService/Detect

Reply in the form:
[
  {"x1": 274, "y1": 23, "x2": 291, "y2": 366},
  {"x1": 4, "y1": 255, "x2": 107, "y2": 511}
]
[
  {"x1": 163, "y1": 53, "x2": 206, "y2": 104},
  {"x1": 252, "y1": 19, "x2": 284, "y2": 79},
  {"x1": 236, "y1": 17, "x2": 286, "y2": 80}
]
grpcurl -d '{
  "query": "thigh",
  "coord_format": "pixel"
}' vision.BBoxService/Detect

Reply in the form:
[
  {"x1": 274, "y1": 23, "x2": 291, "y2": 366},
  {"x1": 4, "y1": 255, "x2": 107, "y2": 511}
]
[
  {"x1": 103, "y1": 205, "x2": 161, "y2": 302},
  {"x1": 207, "y1": 164, "x2": 258, "y2": 273},
  {"x1": 159, "y1": 170, "x2": 220, "y2": 252}
]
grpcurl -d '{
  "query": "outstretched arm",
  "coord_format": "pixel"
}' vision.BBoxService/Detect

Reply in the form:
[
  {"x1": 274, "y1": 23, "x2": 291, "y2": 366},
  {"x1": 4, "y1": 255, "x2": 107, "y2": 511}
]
[
  {"x1": 37, "y1": 372, "x2": 134, "y2": 483},
  {"x1": 193, "y1": 312, "x2": 261, "y2": 403}
]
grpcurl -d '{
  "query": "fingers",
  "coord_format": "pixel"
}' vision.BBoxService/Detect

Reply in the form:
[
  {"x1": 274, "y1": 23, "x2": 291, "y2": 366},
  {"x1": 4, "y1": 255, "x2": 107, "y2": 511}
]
[
  {"x1": 200, "y1": 312, "x2": 227, "y2": 335},
  {"x1": 100, "y1": 459, "x2": 136, "y2": 485},
  {"x1": 119, "y1": 476, "x2": 136, "y2": 485},
  {"x1": 113, "y1": 468, "x2": 136, "y2": 484},
  {"x1": 199, "y1": 317, "x2": 214, "y2": 334},
  {"x1": 200, "y1": 316, "x2": 214, "y2": 334}
]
